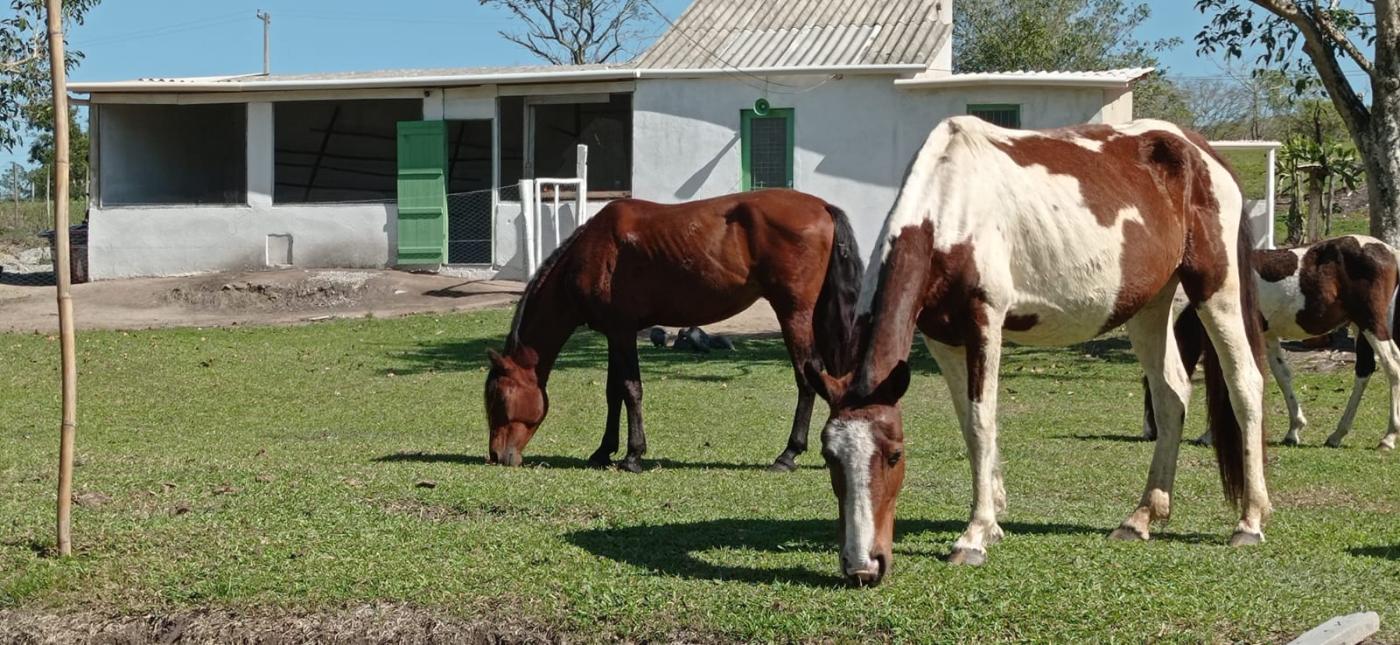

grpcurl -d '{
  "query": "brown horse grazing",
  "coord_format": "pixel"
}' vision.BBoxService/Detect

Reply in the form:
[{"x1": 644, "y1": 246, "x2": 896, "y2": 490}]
[
  {"x1": 809, "y1": 117, "x2": 1270, "y2": 585},
  {"x1": 484, "y1": 189, "x2": 864, "y2": 472},
  {"x1": 1144, "y1": 235, "x2": 1400, "y2": 450}
]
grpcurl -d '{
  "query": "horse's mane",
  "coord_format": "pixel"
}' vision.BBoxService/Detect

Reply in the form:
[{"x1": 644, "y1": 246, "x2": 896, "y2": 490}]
[{"x1": 506, "y1": 223, "x2": 588, "y2": 352}]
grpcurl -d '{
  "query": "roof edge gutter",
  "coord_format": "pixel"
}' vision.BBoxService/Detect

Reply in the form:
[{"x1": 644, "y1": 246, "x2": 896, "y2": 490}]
[
  {"x1": 67, "y1": 68, "x2": 646, "y2": 94},
  {"x1": 638, "y1": 64, "x2": 928, "y2": 78},
  {"x1": 68, "y1": 65, "x2": 931, "y2": 94}
]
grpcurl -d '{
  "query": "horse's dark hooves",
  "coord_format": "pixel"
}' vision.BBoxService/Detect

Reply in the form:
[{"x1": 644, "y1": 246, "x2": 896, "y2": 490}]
[
  {"x1": 767, "y1": 456, "x2": 798, "y2": 473},
  {"x1": 1281, "y1": 435, "x2": 1300, "y2": 447},
  {"x1": 587, "y1": 453, "x2": 612, "y2": 469},
  {"x1": 617, "y1": 458, "x2": 644, "y2": 474}
]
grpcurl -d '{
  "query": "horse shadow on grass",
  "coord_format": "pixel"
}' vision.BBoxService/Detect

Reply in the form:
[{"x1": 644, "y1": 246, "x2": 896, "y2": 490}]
[
  {"x1": 1348, "y1": 544, "x2": 1400, "y2": 561},
  {"x1": 565, "y1": 517, "x2": 1142, "y2": 587},
  {"x1": 372, "y1": 451, "x2": 821, "y2": 471},
  {"x1": 384, "y1": 332, "x2": 801, "y2": 377}
]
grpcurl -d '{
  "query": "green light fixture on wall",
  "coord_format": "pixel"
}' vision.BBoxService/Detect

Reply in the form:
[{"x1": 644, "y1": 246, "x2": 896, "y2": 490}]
[{"x1": 753, "y1": 97, "x2": 771, "y2": 117}]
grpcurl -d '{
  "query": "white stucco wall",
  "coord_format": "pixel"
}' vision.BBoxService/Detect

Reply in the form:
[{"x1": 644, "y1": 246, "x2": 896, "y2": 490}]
[
  {"x1": 89, "y1": 204, "x2": 397, "y2": 279},
  {"x1": 89, "y1": 98, "x2": 400, "y2": 280},
  {"x1": 632, "y1": 75, "x2": 1128, "y2": 255}
]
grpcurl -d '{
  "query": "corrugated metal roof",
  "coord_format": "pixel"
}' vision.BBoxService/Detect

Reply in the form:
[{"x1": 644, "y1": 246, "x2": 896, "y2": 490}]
[
  {"x1": 635, "y1": 0, "x2": 950, "y2": 69},
  {"x1": 248, "y1": 63, "x2": 628, "y2": 83},
  {"x1": 895, "y1": 67, "x2": 1155, "y2": 89}
]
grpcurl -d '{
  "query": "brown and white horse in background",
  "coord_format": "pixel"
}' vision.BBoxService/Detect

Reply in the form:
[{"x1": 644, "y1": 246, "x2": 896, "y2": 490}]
[
  {"x1": 1144, "y1": 235, "x2": 1400, "y2": 450},
  {"x1": 807, "y1": 117, "x2": 1271, "y2": 585}
]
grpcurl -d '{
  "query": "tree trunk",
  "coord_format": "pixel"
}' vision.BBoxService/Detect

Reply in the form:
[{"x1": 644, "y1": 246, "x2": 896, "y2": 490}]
[
  {"x1": 1367, "y1": 87, "x2": 1400, "y2": 246},
  {"x1": 1306, "y1": 169, "x2": 1326, "y2": 243}
]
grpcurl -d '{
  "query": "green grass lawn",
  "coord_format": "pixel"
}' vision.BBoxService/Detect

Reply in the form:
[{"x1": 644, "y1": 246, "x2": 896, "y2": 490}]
[{"x1": 3, "y1": 309, "x2": 1398, "y2": 641}]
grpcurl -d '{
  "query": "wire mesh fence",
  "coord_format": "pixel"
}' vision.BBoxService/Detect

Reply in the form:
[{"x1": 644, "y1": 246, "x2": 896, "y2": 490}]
[{"x1": 446, "y1": 187, "x2": 494, "y2": 265}]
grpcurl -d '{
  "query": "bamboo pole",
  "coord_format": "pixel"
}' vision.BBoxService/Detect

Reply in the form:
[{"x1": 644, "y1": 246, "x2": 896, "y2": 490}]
[{"x1": 45, "y1": 0, "x2": 77, "y2": 558}]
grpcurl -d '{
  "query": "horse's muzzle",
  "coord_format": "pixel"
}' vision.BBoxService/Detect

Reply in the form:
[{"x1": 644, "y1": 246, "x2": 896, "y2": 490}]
[{"x1": 489, "y1": 447, "x2": 523, "y2": 467}]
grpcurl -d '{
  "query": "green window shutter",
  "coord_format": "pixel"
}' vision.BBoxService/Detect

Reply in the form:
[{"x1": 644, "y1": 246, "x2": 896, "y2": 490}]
[
  {"x1": 968, "y1": 104, "x2": 1022, "y2": 128},
  {"x1": 741, "y1": 108, "x2": 795, "y2": 190},
  {"x1": 396, "y1": 120, "x2": 449, "y2": 265}
]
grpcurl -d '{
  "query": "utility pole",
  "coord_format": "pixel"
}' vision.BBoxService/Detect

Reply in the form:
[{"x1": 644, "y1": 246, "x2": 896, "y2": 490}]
[{"x1": 256, "y1": 11, "x2": 271, "y2": 75}]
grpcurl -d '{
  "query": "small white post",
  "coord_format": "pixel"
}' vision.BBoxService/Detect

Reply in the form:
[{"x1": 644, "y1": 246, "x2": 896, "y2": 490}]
[
  {"x1": 1266, "y1": 146, "x2": 1278, "y2": 249},
  {"x1": 532, "y1": 179, "x2": 544, "y2": 267},
  {"x1": 520, "y1": 179, "x2": 537, "y2": 277},
  {"x1": 552, "y1": 183, "x2": 561, "y2": 251},
  {"x1": 575, "y1": 144, "x2": 589, "y2": 225}
]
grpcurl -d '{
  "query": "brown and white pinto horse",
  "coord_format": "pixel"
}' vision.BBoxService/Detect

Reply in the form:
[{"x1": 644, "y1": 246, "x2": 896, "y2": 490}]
[
  {"x1": 1144, "y1": 235, "x2": 1400, "y2": 450},
  {"x1": 485, "y1": 189, "x2": 863, "y2": 472},
  {"x1": 808, "y1": 117, "x2": 1270, "y2": 585}
]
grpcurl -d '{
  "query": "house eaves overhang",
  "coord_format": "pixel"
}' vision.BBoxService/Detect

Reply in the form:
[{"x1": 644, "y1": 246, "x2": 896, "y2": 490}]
[{"x1": 67, "y1": 65, "x2": 929, "y2": 95}]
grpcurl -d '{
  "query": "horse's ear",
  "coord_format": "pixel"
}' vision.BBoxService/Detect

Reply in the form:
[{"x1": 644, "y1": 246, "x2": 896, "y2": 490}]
[
  {"x1": 869, "y1": 361, "x2": 910, "y2": 406},
  {"x1": 805, "y1": 362, "x2": 850, "y2": 405},
  {"x1": 514, "y1": 346, "x2": 540, "y2": 369},
  {"x1": 486, "y1": 348, "x2": 508, "y2": 369},
  {"x1": 804, "y1": 362, "x2": 832, "y2": 402}
]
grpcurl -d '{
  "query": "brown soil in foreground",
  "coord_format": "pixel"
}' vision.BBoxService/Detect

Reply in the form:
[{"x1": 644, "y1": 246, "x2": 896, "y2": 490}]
[{"x1": 0, "y1": 605, "x2": 558, "y2": 644}]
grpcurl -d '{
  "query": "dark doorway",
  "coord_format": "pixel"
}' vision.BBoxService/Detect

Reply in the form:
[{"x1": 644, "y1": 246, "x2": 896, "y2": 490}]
[{"x1": 446, "y1": 119, "x2": 493, "y2": 265}]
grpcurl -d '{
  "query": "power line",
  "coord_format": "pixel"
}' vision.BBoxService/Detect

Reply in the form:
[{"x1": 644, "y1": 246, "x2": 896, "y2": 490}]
[{"x1": 73, "y1": 13, "x2": 247, "y2": 47}]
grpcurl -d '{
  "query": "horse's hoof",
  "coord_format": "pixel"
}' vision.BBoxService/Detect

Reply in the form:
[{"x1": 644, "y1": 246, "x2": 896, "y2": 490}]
[
  {"x1": 587, "y1": 454, "x2": 612, "y2": 469},
  {"x1": 1325, "y1": 438, "x2": 1344, "y2": 449},
  {"x1": 1229, "y1": 530, "x2": 1264, "y2": 547},
  {"x1": 766, "y1": 458, "x2": 797, "y2": 473},
  {"x1": 946, "y1": 547, "x2": 987, "y2": 566},
  {"x1": 1107, "y1": 526, "x2": 1148, "y2": 542},
  {"x1": 618, "y1": 459, "x2": 643, "y2": 474},
  {"x1": 1282, "y1": 435, "x2": 1299, "y2": 447},
  {"x1": 1378, "y1": 443, "x2": 1394, "y2": 452}
]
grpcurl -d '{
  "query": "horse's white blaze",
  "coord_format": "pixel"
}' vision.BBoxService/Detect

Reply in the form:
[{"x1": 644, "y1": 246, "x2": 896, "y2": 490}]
[{"x1": 825, "y1": 418, "x2": 876, "y2": 573}]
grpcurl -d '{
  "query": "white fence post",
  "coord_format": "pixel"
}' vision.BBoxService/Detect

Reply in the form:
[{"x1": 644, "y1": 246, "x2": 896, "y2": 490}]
[
  {"x1": 1266, "y1": 146, "x2": 1278, "y2": 249},
  {"x1": 520, "y1": 179, "x2": 537, "y2": 277},
  {"x1": 575, "y1": 144, "x2": 589, "y2": 225}
]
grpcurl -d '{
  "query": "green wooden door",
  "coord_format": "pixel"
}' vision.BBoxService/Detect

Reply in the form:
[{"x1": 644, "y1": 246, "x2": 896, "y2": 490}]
[{"x1": 396, "y1": 120, "x2": 449, "y2": 265}]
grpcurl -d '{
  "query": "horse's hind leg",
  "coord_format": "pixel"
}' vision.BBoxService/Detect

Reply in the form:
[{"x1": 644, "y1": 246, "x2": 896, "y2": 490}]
[
  {"x1": 1196, "y1": 291, "x2": 1271, "y2": 544},
  {"x1": 589, "y1": 338, "x2": 626, "y2": 467},
  {"x1": 1359, "y1": 330, "x2": 1400, "y2": 451},
  {"x1": 1114, "y1": 287, "x2": 1192, "y2": 541},
  {"x1": 770, "y1": 305, "x2": 817, "y2": 472},
  {"x1": 1326, "y1": 328, "x2": 1372, "y2": 448},
  {"x1": 616, "y1": 334, "x2": 648, "y2": 473}
]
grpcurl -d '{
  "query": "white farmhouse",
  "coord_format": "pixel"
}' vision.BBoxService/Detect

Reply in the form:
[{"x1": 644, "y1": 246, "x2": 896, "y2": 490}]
[{"x1": 70, "y1": 0, "x2": 1153, "y2": 280}]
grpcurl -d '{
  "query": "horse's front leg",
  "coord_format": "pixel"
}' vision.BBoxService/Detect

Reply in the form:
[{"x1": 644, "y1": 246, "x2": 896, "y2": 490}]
[
  {"x1": 771, "y1": 307, "x2": 817, "y2": 472},
  {"x1": 945, "y1": 310, "x2": 1005, "y2": 566},
  {"x1": 589, "y1": 339, "x2": 624, "y2": 468},
  {"x1": 1265, "y1": 336, "x2": 1310, "y2": 446},
  {"x1": 617, "y1": 334, "x2": 648, "y2": 473}
]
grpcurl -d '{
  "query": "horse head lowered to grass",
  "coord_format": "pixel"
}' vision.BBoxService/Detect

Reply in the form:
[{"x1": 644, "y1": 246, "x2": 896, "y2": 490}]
[
  {"x1": 812, "y1": 116, "x2": 1271, "y2": 586},
  {"x1": 484, "y1": 189, "x2": 864, "y2": 472}
]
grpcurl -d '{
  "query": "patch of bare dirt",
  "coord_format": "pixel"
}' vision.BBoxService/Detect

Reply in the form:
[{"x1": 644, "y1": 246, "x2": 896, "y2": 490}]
[
  {"x1": 0, "y1": 603, "x2": 556, "y2": 644},
  {"x1": 0, "y1": 269, "x2": 523, "y2": 332}
]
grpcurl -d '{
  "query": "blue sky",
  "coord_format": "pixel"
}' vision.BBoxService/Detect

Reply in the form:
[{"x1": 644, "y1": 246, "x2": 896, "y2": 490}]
[{"x1": 0, "y1": 0, "x2": 1245, "y2": 168}]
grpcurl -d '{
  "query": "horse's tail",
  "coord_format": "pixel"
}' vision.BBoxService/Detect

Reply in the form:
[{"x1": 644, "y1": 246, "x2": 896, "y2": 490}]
[
  {"x1": 815, "y1": 204, "x2": 865, "y2": 375},
  {"x1": 1202, "y1": 219, "x2": 1267, "y2": 507}
]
